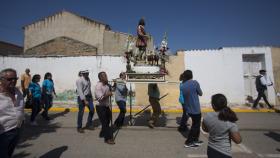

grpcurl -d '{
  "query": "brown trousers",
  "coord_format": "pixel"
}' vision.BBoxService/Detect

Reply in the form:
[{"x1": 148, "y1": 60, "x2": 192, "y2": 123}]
[{"x1": 149, "y1": 97, "x2": 161, "y2": 125}]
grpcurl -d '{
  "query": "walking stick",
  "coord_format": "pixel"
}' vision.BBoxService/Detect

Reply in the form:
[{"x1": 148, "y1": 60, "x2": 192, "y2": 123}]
[
  {"x1": 133, "y1": 93, "x2": 169, "y2": 117},
  {"x1": 129, "y1": 83, "x2": 133, "y2": 125},
  {"x1": 108, "y1": 83, "x2": 114, "y2": 139},
  {"x1": 272, "y1": 86, "x2": 280, "y2": 105},
  {"x1": 269, "y1": 77, "x2": 280, "y2": 99},
  {"x1": 113, "y1": 81, "x2": 129, "y2": 140},
  {"x1": 113, "y1": 126, "x2": 120, "y2": 141}
]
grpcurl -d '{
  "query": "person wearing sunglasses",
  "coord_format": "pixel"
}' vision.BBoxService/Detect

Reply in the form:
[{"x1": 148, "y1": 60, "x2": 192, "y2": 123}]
[{"x1": 0, "y1": 68, "x2": 24, "y2": 158}]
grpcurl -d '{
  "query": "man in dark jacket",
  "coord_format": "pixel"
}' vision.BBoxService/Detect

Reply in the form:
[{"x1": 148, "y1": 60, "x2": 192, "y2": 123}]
[
  {"x1": 148, "y1": 83, "x2": 161, "y2": 128},
  {"x1": 252, "y1": 70, "x2": 273, "y2": 109}
]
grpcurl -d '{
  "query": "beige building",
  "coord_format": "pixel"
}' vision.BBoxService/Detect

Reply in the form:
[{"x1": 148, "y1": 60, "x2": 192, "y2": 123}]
[
  {"x1": 23, "y1": 10, "x2": 153, "y2": 56},
  {"x1": 4, "y1": 10, "x2": 278, "y2": 108},
  {"x1": 271, "y1": 47, "x2": 280, "y2": 105},
  {"x1": 0, "y1": 41, "x2": 23, "y2": 55}
]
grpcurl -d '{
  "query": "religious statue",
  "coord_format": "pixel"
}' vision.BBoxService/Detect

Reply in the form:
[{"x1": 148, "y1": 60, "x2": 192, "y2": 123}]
[
  {"x1": 157, "y1": 33, "x2": 169, "y2": 74},
  {"x1": 136, "y1": 18, "x2": 149, "y2": 62},
  {"x1": 158, "y1": 32, "x2": 169, "y2": 56}
]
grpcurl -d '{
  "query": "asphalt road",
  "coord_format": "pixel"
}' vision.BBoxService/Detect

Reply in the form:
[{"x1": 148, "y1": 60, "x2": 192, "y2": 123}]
[{"x1": 12, "y1": 110, "x2": 280, "y2": 158}]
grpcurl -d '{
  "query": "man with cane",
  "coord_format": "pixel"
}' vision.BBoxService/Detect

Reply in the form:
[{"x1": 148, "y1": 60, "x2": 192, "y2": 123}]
[
  {"x1": 147, "y1": 83, "x2": 161, "y2": 128},
  {"x1": 252, "y1": 69, "x2": 274, "y2": 109},
  {"x1": 94, "y1": 72, "x2": 115, "y2": 145}
]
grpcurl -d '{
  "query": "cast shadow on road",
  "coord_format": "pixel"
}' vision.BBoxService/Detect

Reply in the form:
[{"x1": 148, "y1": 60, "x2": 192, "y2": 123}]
[
  {"x1": 39, "y1": 146, "x2": 68, "y2": 158},
  {"x1": 92, "y1": 118, "x2": 101, "y2": 128},
  {"x1": 127, "y1": 109, "x2": 167, "y2": 127},
  {"x1": 112, "y1": 110, "x2": 168, "y2": 141},
  {"x1": 264, "y1": 131, "x2": 280, "y2": 152},
  {"x1": 48, "y1": 108, "x2": 70, "y2": 119},
  {"x1": 176, "y1": 117, "x2": 190, "y2": 138},
  {"x1": 12, "y1": 109, "x2": 70, "y2": 158},
  {"x1": 264, "y1": 131, "x2": 280, "y2": 142}
]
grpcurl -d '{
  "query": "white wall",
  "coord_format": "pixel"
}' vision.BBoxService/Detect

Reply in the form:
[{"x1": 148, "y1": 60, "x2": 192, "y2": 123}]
[
  {"x1": 1, "y1": 46, "x2": 276, "y2": 105},
  {"x1": 184, "y1": 47, "x2": 276, "y2": 105},
  {"x1": 0, "y1": 56, "x2": 126, "y2": 92}
]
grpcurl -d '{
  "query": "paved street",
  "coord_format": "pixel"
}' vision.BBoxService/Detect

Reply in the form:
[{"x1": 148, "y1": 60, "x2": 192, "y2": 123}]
[{"x1": 12, "y1": 110, "x2": 280, "y2": 158}]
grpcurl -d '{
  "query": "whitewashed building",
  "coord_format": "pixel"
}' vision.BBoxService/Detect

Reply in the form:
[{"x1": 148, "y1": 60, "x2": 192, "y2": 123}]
[
  {"x1": 1, "y1": 46, "x2": 279, "y2": 107},
  {"x1": 184, "y1": 47, "x2": 278, "y2": 105}
]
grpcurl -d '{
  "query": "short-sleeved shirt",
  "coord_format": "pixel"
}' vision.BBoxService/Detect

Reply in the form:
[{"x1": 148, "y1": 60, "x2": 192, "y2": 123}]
[
  {"x1": 148, "y1": 84, "x2": 160, "y2": 99},
  {"x1": 203, "y1": 112, "x2": 239, "y2": 156},
  {"x1": 181, "y1": 80, "x2": 202, "y2": 114},
  {"x1": 21, "y1": 73, "x2": 31, "y2": 89},
  {"x1": 114, "y1": 79, "x2": 128, "y2": 102},
  {"x1": 42, "y1": 79, "x2": 54, "y2": 95},
  {"x1": 28, "y1": 82, "x2": 42, "y2": 99}
]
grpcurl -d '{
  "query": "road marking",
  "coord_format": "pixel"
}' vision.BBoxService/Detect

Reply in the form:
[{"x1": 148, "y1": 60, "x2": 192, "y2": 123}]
[
  {"x1": 255, "y1": 153, "x2": 280, "y2": 158},
  {"x1": 238, "y1": 143, "x2": 253, "y2": 153},
  {"x1": 187, "y1": 154, "x2": 207, "y2": 158},
  {"x1": 265, "y1": 154, "x2": 280, "y2": 157}
]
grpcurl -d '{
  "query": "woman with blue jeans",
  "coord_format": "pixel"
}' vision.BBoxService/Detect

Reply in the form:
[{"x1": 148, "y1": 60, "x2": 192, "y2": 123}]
[
  {"x1": 29, "y1": 74, "x2": 42, "y2": 125},
  {"x1": 42, "y1": 72, "x2": 56, "y2": 120},
  {"x1": 113, "y1": 72, "x2": 128, "y2": 128}
]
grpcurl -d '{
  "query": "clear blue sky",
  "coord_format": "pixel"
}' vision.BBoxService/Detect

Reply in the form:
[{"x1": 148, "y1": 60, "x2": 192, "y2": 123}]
[{"x1": 0, "y1": 0, "x2": 280, "y2": 52}]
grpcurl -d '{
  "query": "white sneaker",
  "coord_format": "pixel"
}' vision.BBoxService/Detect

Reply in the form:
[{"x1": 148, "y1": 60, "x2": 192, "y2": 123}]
[
  {"x1": 30, "y1": 121, "x2": 38, "y2": 126},
  {"x1": 194, "y1": 140, "x2": 204, "y2": 146},
  {"x1": 184, "y1": 142, "x2": 199, "y2": 148}
]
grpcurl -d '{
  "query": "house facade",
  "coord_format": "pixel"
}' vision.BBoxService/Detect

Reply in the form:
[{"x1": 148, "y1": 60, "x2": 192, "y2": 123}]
[
  {"x1": 183, "y1": 47, "x2": 279, "y2": 106},
  {"x1": 23, "y1": 10, "x2": 153, "y2": 56},
  {"x1": 1, "y1": 47, "x2": 279, "y2": 107}
]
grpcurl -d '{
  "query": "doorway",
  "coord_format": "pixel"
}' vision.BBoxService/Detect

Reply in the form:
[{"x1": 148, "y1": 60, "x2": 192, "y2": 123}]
[{"x1": 242, "y1": 54, "x2": 265, "y2": 99}]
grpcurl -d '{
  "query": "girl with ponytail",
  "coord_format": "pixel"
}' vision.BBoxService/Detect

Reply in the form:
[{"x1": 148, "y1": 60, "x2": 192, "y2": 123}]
[{"x1": 202, "y1": 94, "x2": 242, "y2": 158}]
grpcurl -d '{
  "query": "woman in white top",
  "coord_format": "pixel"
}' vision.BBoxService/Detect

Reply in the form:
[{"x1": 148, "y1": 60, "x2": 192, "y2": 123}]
[{"x1": 202, "y1": 94, "x2": 242, "y2": 158}]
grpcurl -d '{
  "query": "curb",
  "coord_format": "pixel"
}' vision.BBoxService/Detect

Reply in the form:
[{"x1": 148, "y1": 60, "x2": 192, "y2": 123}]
[{"x1": 24, "y1": 107, "x2": 278, "y2": 113}]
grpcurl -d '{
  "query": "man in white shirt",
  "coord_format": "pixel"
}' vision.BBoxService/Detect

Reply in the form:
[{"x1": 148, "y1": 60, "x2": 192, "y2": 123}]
[
  {"x1": 253, "y1": 69, "x2": 273, "y2": 109},
  {"x1": 0, "y1": 68, "x2": 24, "y2": 158},
  {"x1": 76, "y1": 70, "x2": 95, "y2": 133}
]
